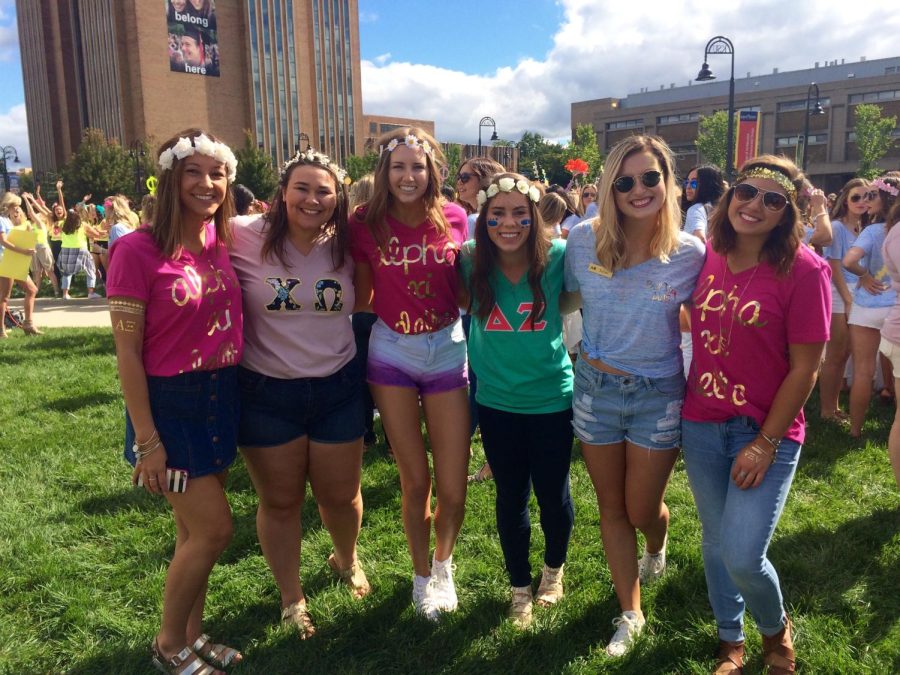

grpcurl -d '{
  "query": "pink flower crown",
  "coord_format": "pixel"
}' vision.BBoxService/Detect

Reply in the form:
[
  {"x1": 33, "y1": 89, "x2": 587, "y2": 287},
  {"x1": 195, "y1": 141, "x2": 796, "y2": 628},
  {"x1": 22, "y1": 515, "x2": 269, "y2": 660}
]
[{"x1": 872, "y1": 178, "x2": 899, "y2": 197}]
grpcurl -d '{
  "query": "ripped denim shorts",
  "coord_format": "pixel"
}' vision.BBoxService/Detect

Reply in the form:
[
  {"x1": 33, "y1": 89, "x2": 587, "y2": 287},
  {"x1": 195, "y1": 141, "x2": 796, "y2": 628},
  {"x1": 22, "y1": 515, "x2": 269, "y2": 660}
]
[{"x1": 571, "y1": 355, "x2": 684, "y2": 450}]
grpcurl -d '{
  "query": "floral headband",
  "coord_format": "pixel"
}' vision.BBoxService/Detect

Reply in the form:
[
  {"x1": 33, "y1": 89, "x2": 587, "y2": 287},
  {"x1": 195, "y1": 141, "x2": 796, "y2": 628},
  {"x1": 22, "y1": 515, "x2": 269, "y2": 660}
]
[
  {"x1": 158, "y1": 133, "x2": 238, "y2": 183},
  {"x1": 736, "y1": 167, "x2": 796, "y2": 200},
  {"x1": 477, "y1": 176, "x2": 541, "y2": 208},
  {"x1": 872, "y1": 178, "x2": 900, "y2": 197},
  {"x1": 378, "y1": 134, "x2": 434, "y2": 157},
  {"x1": 282, "y1": 148, "x2": 350, "y2": 185}
]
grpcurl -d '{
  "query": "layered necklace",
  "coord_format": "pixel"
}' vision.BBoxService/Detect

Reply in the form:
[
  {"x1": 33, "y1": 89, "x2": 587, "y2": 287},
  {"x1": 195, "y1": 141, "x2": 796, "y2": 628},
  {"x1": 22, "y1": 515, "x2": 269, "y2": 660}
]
[{"x1": 717, "y1": 252, "x2": 760, "y2": 357}]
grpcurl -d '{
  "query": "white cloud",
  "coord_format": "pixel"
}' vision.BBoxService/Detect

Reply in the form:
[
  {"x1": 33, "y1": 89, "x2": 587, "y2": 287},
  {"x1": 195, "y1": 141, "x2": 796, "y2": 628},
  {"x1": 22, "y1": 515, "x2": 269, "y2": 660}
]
[
  {"x1": 361, "y1": 0, "x2": 900, "y2": 144},
  {"x1": 0, "y1": 103, "x2": 31, "y2": 167},
  {"x1": 373, "y1": 52, "x2": 391, "y2": 66}
]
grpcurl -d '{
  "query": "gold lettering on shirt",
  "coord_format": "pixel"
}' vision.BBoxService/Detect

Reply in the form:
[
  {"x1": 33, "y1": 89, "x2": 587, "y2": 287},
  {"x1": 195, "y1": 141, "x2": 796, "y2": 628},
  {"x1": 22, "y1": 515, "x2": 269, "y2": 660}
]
[{"x1": 379, "y1": 236, "x2": 457, "y2": 274}]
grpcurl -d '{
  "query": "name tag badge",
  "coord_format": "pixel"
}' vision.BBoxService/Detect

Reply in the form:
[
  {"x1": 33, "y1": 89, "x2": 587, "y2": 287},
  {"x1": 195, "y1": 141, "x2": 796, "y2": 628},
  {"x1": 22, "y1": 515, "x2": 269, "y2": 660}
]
[{"x1": 588, "y1": 263, "x2": 612, "y2": 278}]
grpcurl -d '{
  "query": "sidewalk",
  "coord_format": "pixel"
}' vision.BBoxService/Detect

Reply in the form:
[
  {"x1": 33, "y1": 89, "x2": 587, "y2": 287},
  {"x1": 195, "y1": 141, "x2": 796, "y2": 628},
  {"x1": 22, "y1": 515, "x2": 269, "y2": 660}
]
[{"x1": 9, "y1": 297, "x2": 111, "y2": 329}]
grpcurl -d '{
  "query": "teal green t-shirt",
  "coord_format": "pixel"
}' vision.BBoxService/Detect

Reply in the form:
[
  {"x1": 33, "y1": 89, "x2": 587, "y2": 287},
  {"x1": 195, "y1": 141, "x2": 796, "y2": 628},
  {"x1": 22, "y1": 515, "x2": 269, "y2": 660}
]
[{"x1": 461, "y1": 238, "x2": 573, "y2": 414}]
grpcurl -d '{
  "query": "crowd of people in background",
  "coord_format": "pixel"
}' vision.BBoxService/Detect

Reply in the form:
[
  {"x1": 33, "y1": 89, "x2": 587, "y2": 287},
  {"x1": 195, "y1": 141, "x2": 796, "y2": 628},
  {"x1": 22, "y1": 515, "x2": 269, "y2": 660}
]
[{"x1": 4, "y1": 123, "x2": 897, "y2": 674}]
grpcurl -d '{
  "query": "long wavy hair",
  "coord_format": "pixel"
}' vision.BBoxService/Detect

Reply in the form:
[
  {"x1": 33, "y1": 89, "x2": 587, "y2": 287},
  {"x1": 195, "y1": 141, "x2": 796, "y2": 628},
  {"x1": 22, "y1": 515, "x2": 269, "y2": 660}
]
[
  {"x1": 363, "y1": 127, "x2": 449, "y2": 250},
  {"x1": 261, "y1": 151, "x2": 349, "y2": 270},
  {"x1": 468, "y1": 173, "x2": 550, "y2": 329},
  {"x1": 868, "y1": 173, "x2": 900, "y2": 223},
  {"x1": 707, "y1": 154, "x2": 804, "y2": 276},
  {"x1": 681, "y1": 163, "x2": 725, "y2": 210},
  {"x1": 829, "y1": 177, "x2": 870, "y2": 225},
  {"x1": 457, "y1": 157, "x2": 505, "y2": 213},
  {"x1": 150, "y1": 128, "x2": 235, "y2": 258},
  {"x1": 593, "y1": 135, "x2": 682, "y2": 270}
]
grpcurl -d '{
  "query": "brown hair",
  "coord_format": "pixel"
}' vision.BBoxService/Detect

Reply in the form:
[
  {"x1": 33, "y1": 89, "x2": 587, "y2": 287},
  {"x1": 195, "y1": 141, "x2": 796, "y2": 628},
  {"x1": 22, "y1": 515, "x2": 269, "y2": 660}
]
[
  {"x1": 150, "y1": 128, "x2": 235, "y2": 258},
  {"x1": 261, "y1": 152, "x2": 349, "y2": 270},
  {"x1": 457, "y1": 157, "x2": 505, "y2": 212},
  {"x1": 364, "y1": 127, "x2": 448, "y2": 249},
  {"x1": 468, "y1": 173, "x2": 550, "y2": 329},
  {"x1": 707, "y1": 154, "x2": 804, "y2": 276},
  {"x1": 829, "y1": 177, "x2": 870, "y2": 223},
  {"x1": 538, "y1": 192, "x2": 568, "y2": 228}
]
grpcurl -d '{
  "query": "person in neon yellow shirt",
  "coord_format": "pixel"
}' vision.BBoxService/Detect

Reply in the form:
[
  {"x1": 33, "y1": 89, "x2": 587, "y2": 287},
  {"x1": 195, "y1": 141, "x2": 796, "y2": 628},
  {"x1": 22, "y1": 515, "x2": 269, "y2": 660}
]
[
  {"x1": 59, "y1": 205, "x2": 101, "y2": 300},
  {"x1": 0, "y1": 193, "x2": 43, "y2": 337},
  {"x1": 20, "y1": 191, "x2": 61, "y2": 296}
]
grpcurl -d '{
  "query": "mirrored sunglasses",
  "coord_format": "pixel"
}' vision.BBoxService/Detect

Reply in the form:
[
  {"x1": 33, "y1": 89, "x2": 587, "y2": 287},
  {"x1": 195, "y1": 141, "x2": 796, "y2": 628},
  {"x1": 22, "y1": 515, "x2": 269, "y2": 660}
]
[
  {"x1": 683, "y1": 179, "x2": 698, "y2": 190},
  {"x1": 733, "y1": 183, "x2": 788, "y2": 211}
]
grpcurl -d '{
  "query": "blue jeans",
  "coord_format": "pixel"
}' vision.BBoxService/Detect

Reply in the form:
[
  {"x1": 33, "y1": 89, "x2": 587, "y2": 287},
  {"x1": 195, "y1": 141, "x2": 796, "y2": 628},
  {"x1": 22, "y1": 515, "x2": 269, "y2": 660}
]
[{"x1": 681, "y1": 417, "x2": 800, "y2": 642}]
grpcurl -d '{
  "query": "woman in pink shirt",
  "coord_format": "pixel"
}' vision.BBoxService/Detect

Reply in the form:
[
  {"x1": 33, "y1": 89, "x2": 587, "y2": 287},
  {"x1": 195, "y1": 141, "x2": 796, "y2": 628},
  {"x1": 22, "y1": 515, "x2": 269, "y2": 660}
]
[
  {"x1": 682, "y1": 155, "x2": 830, "y2": 675},
  {"x1": 878, "y1": 198, "x2": 900, "y2": 487},
  {"x1": 107, "y1": 129, "x2": 244, "y2": 674},
  {"x1": 229, "y1": 149, "x2": 369, "y2": 638},
  {"x1": 351, "y1": 127, "x2": 470, "y2": 620}
]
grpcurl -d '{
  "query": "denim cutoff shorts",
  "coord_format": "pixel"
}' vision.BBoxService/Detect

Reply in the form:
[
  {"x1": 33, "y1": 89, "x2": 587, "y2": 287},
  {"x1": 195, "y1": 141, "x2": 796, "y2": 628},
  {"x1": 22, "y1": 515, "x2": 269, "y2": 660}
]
[
  {"x1": 571, "y1": 355, "x2": 685, "y2": 450},
  {"x1": 124, "y1": 366, "x2": 239, "y2": 479},
  {"x1": 367, "y1": 317, "x2": 468, "y2": 394},
  {"x1": 237, "y1": 357, "x2": 365, "y2": 446}
]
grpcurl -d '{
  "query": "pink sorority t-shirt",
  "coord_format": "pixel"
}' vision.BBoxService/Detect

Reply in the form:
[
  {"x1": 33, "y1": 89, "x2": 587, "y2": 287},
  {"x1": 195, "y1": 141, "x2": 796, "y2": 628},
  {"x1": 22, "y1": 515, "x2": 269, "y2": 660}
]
[
  {"x1": 881, "y1": 224, "x2": 900, "y2": 345},
  {"x1": 228, "y1": 216, "x2": 356, "y2": 379},
  {"x1": 682, "y1": 243, "x2": 831, "y2": 444},
  {"x1": 106, "y1": 224, "x2": 244, "y2": 377},
  {"x1": 350, "y1": 202, "x2": 468, "y2": 334}
]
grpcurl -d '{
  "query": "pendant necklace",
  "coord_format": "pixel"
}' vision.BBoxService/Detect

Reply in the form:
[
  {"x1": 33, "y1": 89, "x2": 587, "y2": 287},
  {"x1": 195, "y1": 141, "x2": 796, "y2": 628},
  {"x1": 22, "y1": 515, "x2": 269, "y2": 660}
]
[{"x1": 717, "y1": 252, "x2": 761, "y2": 357}]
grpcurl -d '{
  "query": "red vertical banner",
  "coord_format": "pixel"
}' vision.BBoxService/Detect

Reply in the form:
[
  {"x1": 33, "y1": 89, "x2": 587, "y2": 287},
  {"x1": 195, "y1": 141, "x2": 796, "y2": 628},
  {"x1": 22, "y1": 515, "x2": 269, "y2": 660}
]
[{"x1": 735, "y1": 111, "x2": 759, "y2": 168}]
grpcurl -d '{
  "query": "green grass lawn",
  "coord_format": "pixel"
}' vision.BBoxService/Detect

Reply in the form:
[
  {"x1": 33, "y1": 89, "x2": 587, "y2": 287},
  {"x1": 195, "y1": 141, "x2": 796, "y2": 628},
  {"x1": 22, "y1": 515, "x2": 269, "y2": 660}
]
[{"x1": 1, "y1": 328, "x2": 898, "y2": 674}]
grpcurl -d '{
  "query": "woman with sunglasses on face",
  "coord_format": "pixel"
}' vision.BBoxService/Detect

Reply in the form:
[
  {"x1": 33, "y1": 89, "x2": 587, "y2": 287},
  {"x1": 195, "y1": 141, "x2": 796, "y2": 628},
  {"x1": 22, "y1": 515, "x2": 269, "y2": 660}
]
[
  {"x1": 564, "y1": 135, "x2": 705, "y2": 656},
  {"x1": 842, "y1": 175, "x2": 900, "y2": 437},
  {"x1": 578, "y1": 182, "x2": 598, "y2": 218},
  {"x1": 455, "y1": 157, "x2": 505, "y2": 223},
  {"x1": 682, "y1": 164, "x2": 726, "y2": 243},
  {"x1": 819, "y1": 178, "x2": 870, "y2": 422},
  {"x1": 682, "y1": 155, "x2": 830, "y2": 675}
]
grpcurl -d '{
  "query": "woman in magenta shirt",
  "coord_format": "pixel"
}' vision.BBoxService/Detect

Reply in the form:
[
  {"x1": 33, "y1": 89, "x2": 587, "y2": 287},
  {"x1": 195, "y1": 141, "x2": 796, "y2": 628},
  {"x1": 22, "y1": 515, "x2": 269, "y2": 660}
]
[{"x1": 682, "y1": 155, "x2": 830, "y2": 675}]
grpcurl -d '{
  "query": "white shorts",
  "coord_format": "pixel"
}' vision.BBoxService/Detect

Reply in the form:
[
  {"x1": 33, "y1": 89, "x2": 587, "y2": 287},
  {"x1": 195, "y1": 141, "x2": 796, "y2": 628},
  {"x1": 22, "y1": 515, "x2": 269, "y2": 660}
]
[
  {"x1": 879, "y1": 337, "x2": 900, "y2": 379},
  {"x1": 831, "y1": 287, "x2": 846, "y2": 315},
  {"x1": 847, "y1": 304, "x2": 890, "y2": 330}
]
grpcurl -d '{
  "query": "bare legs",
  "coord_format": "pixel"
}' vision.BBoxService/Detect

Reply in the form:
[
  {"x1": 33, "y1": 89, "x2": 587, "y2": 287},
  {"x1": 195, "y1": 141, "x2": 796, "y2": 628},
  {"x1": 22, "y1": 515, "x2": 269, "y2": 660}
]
[
  {"x1": 820, "y1": 311, "x2": 850, "y2": 419},
  {"x1": 371, "y1": 384, "x2": 469, "y2": 576},
  {"x1": 581, "y1": 441, "x2": 679, "y2": 613},
  {"x1": 891, "y1": 378, "x2": 900, "y2": 488},
  {"x1": 848, "y1": 325, "x2": 882, "y2": 437}
]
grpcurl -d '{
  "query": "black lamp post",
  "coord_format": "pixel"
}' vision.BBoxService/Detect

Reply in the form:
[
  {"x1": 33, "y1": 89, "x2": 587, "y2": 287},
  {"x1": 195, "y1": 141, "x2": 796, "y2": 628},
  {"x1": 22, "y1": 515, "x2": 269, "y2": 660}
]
[
  {"x1": 801, "y1": 82, "x2": 826, "y2": 171},
  {"x1": 478, "y1": 117, "x2": 498, "y2": 157},
  {"x1": 295, "y1": 132, "x2": 311, "y2": 152},
  {"x1": 0, "y1": 145, "x2": 20, "y2": 194},
  {"x1": 129, "y1": 140, "x2": 146, "y2": 197},
  {"x1": 696, "y1": 36, "x2": 736, "y2": 180}
]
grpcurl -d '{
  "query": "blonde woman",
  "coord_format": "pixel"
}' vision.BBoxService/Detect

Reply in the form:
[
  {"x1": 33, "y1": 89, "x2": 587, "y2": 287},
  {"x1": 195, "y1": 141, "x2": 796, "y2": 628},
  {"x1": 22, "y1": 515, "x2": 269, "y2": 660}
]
[{"x1": 564, "y1": 135, "x2": 705, "y2": 656}]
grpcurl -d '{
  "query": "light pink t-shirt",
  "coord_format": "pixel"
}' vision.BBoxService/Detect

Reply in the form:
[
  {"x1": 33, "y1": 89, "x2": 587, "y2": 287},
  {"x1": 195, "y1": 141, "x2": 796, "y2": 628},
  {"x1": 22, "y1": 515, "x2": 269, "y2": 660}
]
[
  {"x1": 106, "y1": 224, "x2": 244, "y2": 377},
  {"x1": 881, "y1": 224, "x2": 900, "y2": 345},
  {"x1": 229, "y1": 216, "x2": 356, "y2": 378},
  {"x1": 683, "y1": 243, "x2": 831, "y2": 443},
  {"x1": 350, "y1": 202, "x2": 468, "y2": 335}
]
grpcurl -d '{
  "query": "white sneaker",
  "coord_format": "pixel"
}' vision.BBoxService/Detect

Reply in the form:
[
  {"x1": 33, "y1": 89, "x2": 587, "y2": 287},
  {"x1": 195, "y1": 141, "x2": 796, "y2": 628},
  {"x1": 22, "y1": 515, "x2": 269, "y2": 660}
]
[
  {"x1": 638, "y1": 534, "x2": 667, "y2": 585},
  {"x1": 508, "y1": 585, "x2": 533, "y2": 628},
  {"x1": 535, "y1": 563, "x2": 564, "y2": 606},
  {"x1": 412, "y1": 574, "x2": 438, "y2": 621},
  {"x1": 606, "y1": 610, "x2": 645, "y2": 657},
  {"x1": 87, "y1": 292, "x2": 103, "y2": 299},
  {"x1": 428, "y1": 555, "x2": 458, "y2": 613}
]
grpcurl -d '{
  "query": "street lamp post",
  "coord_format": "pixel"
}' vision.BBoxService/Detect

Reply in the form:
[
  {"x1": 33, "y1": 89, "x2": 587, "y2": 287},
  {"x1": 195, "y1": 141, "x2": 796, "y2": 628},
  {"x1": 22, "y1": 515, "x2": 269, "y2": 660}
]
[
  {"x1": 801, "y1": 82, "x2": 826, "y2": 172},
  {"x1": 0, "y1": 145, "x2": 20, "y2": 194},
  {"x1": 696, "y1": 36, "x2": 736, "y2": 180},
  {"x1": 295, "y1": 132, "x2": 310, "y2": 153},
  {"x1": 129, "y1": 140, "x2": 146, "y2": 197},
  {"x1": 478, "y1": 117, "x2": 498, "y2": 157}
]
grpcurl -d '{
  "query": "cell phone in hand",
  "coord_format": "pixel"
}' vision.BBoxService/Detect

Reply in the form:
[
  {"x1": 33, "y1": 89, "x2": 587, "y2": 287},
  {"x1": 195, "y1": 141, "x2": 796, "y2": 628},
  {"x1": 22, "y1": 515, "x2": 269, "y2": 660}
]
[{"x1": 137, "y1": 468, "x2": 189, "y2": 493}]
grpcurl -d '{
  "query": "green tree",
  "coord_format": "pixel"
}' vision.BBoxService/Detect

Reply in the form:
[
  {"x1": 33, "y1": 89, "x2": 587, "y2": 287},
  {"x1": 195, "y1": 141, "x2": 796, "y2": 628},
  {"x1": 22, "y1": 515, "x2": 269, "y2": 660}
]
[
  {"x1": 234, "y1": 130, "x2": 278, "y2": 202},
  {"x1": 61, "y1": 128, "x2": 133, "y2": 202},
  {"x1": 345, "y1": 151, "x2": 379, "y2": 183},
  {"x1": 565, "y1": 124, "x2": 604, "y2": 182},
  {"x1": 695, "y1": 110, "x2": 730, "y2": 172},
  {"x1": 517, "y1": 131, "x2": 567, "y2": 185},
  {"x1": 854, "y1": 103, "x2": 898, "y2": 179},
  {"x1": 442, "y1": 143, "x2": 462, "y2": 184},
  {"x1": 17, "y1": 170, "x2": 34, "y2": 195}
]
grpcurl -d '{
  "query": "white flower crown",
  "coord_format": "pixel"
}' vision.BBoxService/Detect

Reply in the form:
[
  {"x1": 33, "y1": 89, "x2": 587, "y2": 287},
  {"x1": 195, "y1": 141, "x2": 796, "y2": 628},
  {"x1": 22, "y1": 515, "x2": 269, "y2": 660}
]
[
  {"x1": 378, "y1": 134, "x2": 433, "y2": 157},
  {"x1": 477, "y1": 176, "x2": 541, "y2": 207},
  {"x1": 282, "y1": 148, "x2": 350, "y2": 185},
  {"x1": 158, "y1": 133, "x2": 238, "y2": 183}
]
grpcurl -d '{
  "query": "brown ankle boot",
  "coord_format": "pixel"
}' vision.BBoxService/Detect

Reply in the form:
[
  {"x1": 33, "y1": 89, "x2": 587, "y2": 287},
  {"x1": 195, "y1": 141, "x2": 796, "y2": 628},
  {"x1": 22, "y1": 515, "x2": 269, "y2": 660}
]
[
  {"x1": 22, "y1": 321, "x2": 44, "y2": 336},
  {"x1": 713, "y1": 640, "x2": 744, "y2": 674},
  {"x1": 762, "y1": 617, "x2": 795, "y2": 674}
]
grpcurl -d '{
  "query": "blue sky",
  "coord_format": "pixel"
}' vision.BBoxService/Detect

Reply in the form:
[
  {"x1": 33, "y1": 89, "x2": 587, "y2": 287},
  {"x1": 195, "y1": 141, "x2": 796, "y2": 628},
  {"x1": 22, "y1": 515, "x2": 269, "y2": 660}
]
[{"x1": 2, "y1": 1, "x2": 900, "y2": 166}]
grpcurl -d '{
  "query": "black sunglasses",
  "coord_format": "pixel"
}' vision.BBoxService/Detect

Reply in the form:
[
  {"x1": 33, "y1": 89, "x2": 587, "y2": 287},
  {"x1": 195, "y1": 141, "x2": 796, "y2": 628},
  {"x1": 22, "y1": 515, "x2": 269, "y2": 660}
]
[
  {"x1": 849, "y1": 194, "x2": 866, "y2": 203},
  {"x1": 613, "y1": 170, "x2": 662, "y2": 193},
  {"x1": 456, "y1": 172, "x2": 475, "y2": 184},
  {"x1": 733, "y1": 183, "x2": 788, "y2": 212},
  {"x1": 865, "y1": 191, "x2": 879, "y2": 201}
]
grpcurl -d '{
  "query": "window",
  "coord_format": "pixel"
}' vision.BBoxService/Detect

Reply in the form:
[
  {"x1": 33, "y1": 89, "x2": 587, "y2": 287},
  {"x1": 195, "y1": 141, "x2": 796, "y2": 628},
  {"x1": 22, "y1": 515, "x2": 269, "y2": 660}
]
[
  {"x1": 776, "y1": 98, "x2": 831, "y2": 112},
  {"x1": 776, "y1": 134, "x2": 827, "y2": 147},
  {"x1": 606, "y1": 119, "x2": 643, "y2": 131},
  {"x1": 849, "y1": 90, "x2": 900, "y2": 104},
  {"x1": 847, "y1": 128, "x2": 900, "y2": 142},
  {"x1": 657, "y1": 112, "x2": 699, "y2": 125}
]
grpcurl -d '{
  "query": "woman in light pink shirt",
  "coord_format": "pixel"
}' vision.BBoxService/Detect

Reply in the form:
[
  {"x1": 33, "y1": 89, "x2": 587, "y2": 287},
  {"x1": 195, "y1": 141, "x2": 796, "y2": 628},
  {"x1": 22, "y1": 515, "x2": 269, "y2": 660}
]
[{"x1": 877, "y1": 198, "x2": 900, "y2": 487}]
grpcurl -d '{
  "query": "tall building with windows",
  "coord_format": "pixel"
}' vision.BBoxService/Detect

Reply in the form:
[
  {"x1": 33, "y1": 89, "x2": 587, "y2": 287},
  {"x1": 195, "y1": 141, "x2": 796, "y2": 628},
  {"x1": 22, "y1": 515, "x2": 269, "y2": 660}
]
[
  {"x1": 572, "y1": 56, "x2": 900, "y2": 190},
  {"x1": 16, "y1": 0, "x2": 363, "y2": 174}
]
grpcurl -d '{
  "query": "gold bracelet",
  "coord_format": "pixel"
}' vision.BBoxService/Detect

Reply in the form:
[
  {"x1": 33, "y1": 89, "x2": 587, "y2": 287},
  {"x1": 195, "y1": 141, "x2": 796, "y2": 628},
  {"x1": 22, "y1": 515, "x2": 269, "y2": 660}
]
[
  {"x1": 134, "y1": 429, "x2": 159, "y2": 450},
  {"x1": 759, "y1": 430, "x2": 780, "y2": 452},
  {"x1": 744, "y1": 443, "x2": 773, "y2": 465}
]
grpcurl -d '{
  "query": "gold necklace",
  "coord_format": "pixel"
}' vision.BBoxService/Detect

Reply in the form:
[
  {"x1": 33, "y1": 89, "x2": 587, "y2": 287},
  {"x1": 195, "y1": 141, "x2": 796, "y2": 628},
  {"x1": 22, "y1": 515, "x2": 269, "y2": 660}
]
[{"x1": 717, "y1": 252, "x2": 761, "y2": 357}]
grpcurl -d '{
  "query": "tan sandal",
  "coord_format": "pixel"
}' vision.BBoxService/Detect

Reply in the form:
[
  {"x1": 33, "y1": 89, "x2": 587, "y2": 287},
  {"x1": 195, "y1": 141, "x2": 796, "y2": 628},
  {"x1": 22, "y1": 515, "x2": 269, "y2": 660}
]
[
  {"x1": 281, "y1": 599, "x2": 316, "y2": 639},
  {"x1": 327, "y1": 552, "x2": 371, "y2": 598},
  {"x1": 151, "y1": 640, "x2": 223, "y2": 674},
  {"x1": 508, "y1": 586, "x2": 533, "y2": 628},
  {"x1": 192, "y1": 634, "x2": 242, "y2": 669},
  {"x1": 535, "y1": 563, "x2": 564, "y2": 606},
  {"x1": 713, "y1": 640, "x2": 744, "y2": 674},
  {"x1": 762, "y1": 617, "x2": 796, "y2": 674}
]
